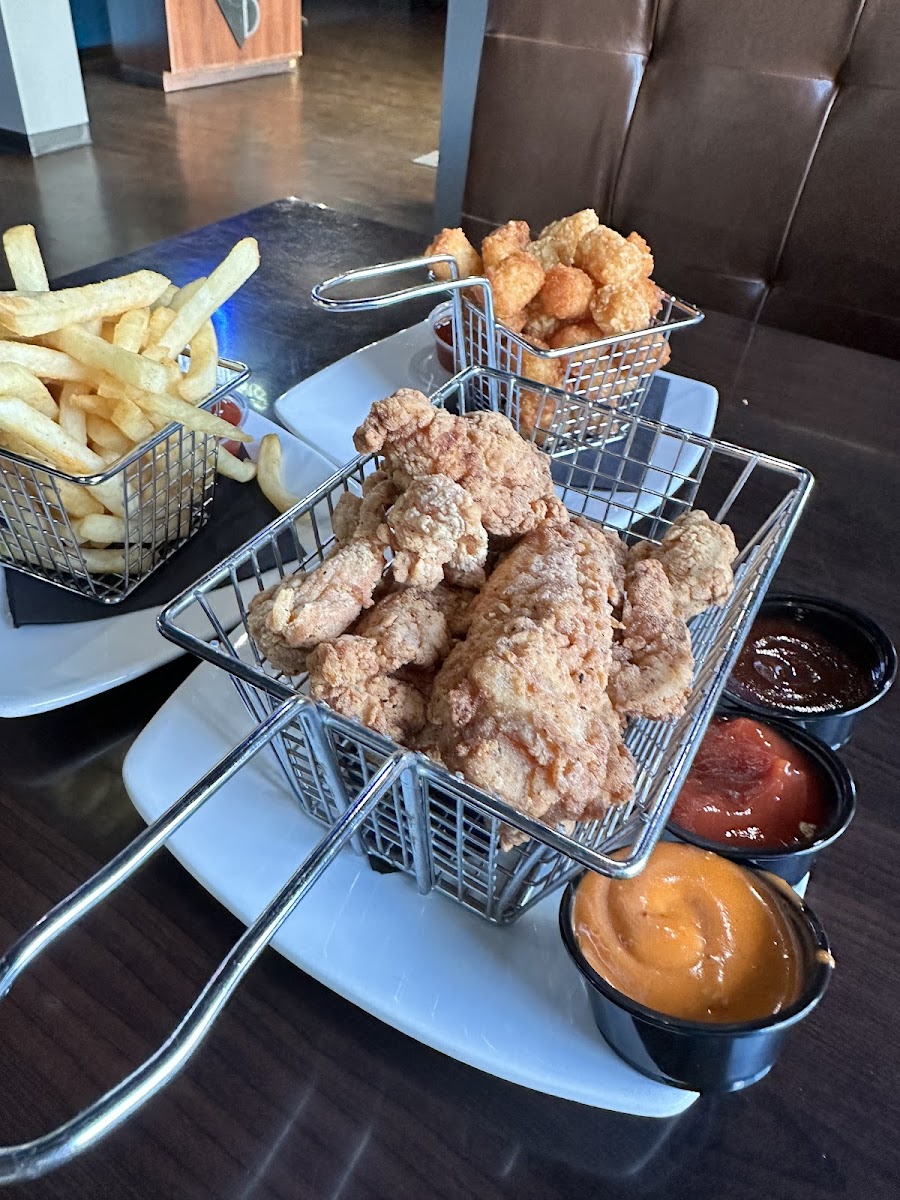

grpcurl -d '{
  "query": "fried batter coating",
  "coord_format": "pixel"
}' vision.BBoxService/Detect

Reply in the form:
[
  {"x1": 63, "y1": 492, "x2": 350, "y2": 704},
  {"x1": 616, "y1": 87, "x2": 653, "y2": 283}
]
[
  {"x1": 307, "y1": 636, "x2": 428, "y2": 742},
  {"x1": 486, "y1": 250, "x2": 545, "y2": 324},
  {"x1": 353, "y1": 388, "x2": 561, "y2": 537},
  {"x1": 481, "y1": 220, "x2": 530, "y2": 269},
  {"x1": 386, "y1": 473, "x2": 487, "y2": 589},
  {"x1": 538, "y1": 264, "x2": 594, "y2": 321},
  {"x1": 426, "y1": 227, "x2": 483, "y2": 281},
  {"x1": 628, "y1": 510, "x2": 737, "y2": 620},
  {"x1": 332, "y1": 490, "x2": 363, "y2": 545},
  {"x1": 608, "y1": 559, "x2": 694, "y2": 720}
]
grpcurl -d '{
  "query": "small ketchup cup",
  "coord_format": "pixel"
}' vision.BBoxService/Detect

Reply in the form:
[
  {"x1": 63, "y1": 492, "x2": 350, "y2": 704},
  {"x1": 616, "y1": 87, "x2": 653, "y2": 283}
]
[
  {"x1": 560, "y1": 867, "x2": 834, "y2": 1093},
  {"x1": 668, "y1": 705, "x2": 856, "y2": 886},
  {"x1": 428, "y1": 301, "x2": 457, "y2": 374},
  {"x1": 724, "y1": 594, "x2": 896, "y2": 749}
]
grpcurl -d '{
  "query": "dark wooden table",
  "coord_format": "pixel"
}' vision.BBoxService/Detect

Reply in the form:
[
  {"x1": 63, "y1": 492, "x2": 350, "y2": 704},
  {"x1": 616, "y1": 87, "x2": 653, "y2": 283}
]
[{"x1": 1, "y1": 199, "x2": 898, "y2": 1199}]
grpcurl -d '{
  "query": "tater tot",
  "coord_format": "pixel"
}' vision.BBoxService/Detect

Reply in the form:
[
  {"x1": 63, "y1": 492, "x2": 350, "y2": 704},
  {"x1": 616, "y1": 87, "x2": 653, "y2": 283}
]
[
  {"x1": 589, "y1": 284, "x2": 654, "y2": 336},
  {"x1": 426, "y1": 227, "x2": 483, "y2": 281},
  {"x1": 548, "y1": 320, "x2": 606, "y2": 350},
  {"x1": 481, "y1": 220, "x2": 530, "y2": 270},
  {"x1": 522, "y1": 304, "x2": 562, "y2": 342},
  {"x1": 626, "y1": 232, "x2": 654, "y2": 278},
  {"x1": 534, "y1": 209, "x2": 600, "y2": 265},
  {"x1": 518, "y1": 338, "x2": 566, "y2": 387},
  {"x1": 574, "y1": 226, "x2": 645, "y2": 288},
  {"x1": 486, "y1": 251, "x2": 545, "y2": 323},
  {"x1": 537, "y1": 264, "x2": 594, "y2": 321},
  {"x1": 639, "y1": 276, "x2": 664, "y2": 320}
]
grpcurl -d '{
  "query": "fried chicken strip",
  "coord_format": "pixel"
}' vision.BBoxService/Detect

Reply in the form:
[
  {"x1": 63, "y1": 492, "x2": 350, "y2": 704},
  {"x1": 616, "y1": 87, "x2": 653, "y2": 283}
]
[
  {"x1": 353, "y1": 388, "x2": 563, "y2": 537},
  {"x1": 628, "y1": 510, "x2": 737, "y2": 620},
  {"x1": 608, "y1": 558, "x2": 694, "y2": 721},
  {"x1": 423, "y1": 519, "x2": 634, "y2": 828},
  {"x1": 386, "y1": 473, "x2": 487, "y2": 589}
]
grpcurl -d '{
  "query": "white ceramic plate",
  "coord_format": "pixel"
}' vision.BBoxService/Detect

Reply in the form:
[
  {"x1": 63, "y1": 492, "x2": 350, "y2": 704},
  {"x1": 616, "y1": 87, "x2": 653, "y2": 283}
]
[
  {"x1": 123, "y1": 661, "x2": 696, "y2": 1118},
  {"x1": 0, "y1": 411, "x2": 336, "y2": 717},
  {"x1": 274, "y1": 321, "x2": 718, "y2": 529}
]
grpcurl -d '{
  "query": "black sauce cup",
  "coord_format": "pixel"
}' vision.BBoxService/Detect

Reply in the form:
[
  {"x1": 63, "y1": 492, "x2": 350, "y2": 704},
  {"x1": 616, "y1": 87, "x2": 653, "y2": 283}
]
[
  {"x1": 724, "y1": 594, "x2": 896, "y2": 749},
  {"x1": 560, "y1": 870, "x2": 834, "y2": 1093},
  {"x1": 668, "y1": 708, "x2": 857, "y2": 885}
]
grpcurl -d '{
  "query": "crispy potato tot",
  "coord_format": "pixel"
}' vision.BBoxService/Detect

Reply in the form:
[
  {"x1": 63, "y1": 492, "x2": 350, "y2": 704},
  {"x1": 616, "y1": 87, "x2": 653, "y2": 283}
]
[
  {"x1": 548, "y1": 320, "x2": 606, "y2": 351},
  {"x1": 485, "y1": 251, "x2": 544, "y2": 324},
  {"x1": 538, "y1": 265, "x2": 594, "y2": 321},
  {"x1": 425, "y1": 228, "x2": 483, "y2": 282},
  {"x1": 129, "y1": 387, "x2": 252, "y2": 443},
  {"x1": 589, "y1": 284, "x2": 654, "y2": 336},
  {"x1": 0, "y1": 398, "x2": 106, "y2": 474},
  {"x1": 51, "y1": 324, "x2": 170, "y2": 393},
  {"x1": 3, "y1": 224, "x2": 49, "y2": 291},
  {"x1": 0, "y1": 363, "x2": 58, "y2": 419},
  {"x1": 113, "y1": 307, "x2": 150, "y2": 353},
  {"x1": 0, "y1": 270, "x2": 170, "y2": 337},
  {"x1": 149, "y1": 238, "x2": 259, "y2": 359},
  {"x1": 0, "y1": 340, "x2": 94, "y2": 383},
  {"x1": 179, "y1": 320, "x2": 218, "y2": 403},
  {"x1": 86, "y1": 414, "x2": 132, "y2": 456},
  {"x1": 216, "y1": 443, "x2": 257, "y2": 482},
  {"x1": 574, "y1": 227, "x2": 645, "y2": 288},
  {"x1": 481, "y1": 220, "x2": 530, "y2": 270},
  {"x1": 256, "y1": 433, "x2": 299, "y2": 512}
]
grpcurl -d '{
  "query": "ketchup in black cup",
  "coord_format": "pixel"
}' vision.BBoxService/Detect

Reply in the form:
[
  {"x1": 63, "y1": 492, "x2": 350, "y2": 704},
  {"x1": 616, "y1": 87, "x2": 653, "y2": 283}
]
[
  {"x1": 724, "y1": 595, "x2": 896, "y2": 749},
  {"x1": 428, "y1": 302, "x2": 456, "y2": 374},
  {"x1": 668, "y1": 705, "x2": 856, "y2": 885}
]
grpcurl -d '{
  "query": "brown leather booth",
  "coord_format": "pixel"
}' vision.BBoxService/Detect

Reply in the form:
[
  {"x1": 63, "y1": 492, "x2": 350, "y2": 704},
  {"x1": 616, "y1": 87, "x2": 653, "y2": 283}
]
[{"x1": 461, "y1": 0, "x2": 900, "y2": 358}]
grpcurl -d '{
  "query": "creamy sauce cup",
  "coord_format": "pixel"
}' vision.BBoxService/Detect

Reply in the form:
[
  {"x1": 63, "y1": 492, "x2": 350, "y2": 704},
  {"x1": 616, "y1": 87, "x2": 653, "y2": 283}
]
[
  {"x1": 668, "y1": 705, "x2": 857, "y2": 885},
  {"x1": 559, "y1": 867, "x2": 834, "y2": 1093},
  {"x1": 724, "y1": 594, "x2": 896, "y2": 749}
]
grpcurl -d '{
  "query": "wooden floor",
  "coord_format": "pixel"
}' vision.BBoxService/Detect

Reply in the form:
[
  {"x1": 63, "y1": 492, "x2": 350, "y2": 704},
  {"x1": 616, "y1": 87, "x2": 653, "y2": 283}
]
[{"x1": 0, "y1": 2, "x2": 444, "y2": 288}]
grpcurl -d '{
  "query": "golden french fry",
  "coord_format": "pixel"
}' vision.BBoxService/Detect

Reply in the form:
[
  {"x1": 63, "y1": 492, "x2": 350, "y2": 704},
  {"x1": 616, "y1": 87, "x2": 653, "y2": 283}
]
[
  {"x1": 146, "y1": 306, "x2": 176, "y2": 346},
  {"x1": 149, "y1": 239, "x2": 258, "y2": 358},
  {"x1": 129, "y1": 387, "x2": 251, "y2": 442},
  {"x1": 112, "y1": 307, "x2": 150, "y2": 353},
  {"x1": 3, "y1": 225, "x2": 48, "y2": 291},
  {"x1": 79, "y1": 548, "x2": 127, "y2": 573},
  {"x1": 180, "y1": 320, "x2": 218, "y2": 403},
  {"x1": 0, "y1": 363, "x2": 58, "y2": 419},
  {"x1": 80, "y1": 318, "x2": 103, "y2": 337},
  {"x1": 256, "y1": 433, "x2": 299, "y2": 512},
  {"x1": 162, "y1": 359, "x2": 182, "y2": 394},
  {"x1": 111, "y1": 397, "x2": 155, "y2": 444},
  {"x1": 154, "y1": 283, "x2": 178, "y2": 309},
  {"x1": 55, "y1": 479, "x2": 105, "y2": 518},
  {"x1": 216, "y1": 443, "x2": 257, "y2": 482},
  {"x1": 72, "y1": 513, "x2": 125, "y2": 545},
  {"x1": 0, "y1": 270, "x2": 170, "y2": 338},
  {"x1": 72, "y1": 392, "x2": 116, "y2": 418},
  {"x1": 170, "y1": 277, "x2": 206, "y2": 312},
  {"x1": 57, "y1": 383, "x2": 88, "y2": 445},
  {"x1": 0, "y1": 397, "x2": 106, "y2": 474},
  {"x1": 86, "y1": 413, "x2": 132, "y2": 456},
  {"x1": 51, "y1": 324, "x2": 169, "y2": 393},
  {"x1": 0, "y1": 340, "x2": 94, "y2": 383}
]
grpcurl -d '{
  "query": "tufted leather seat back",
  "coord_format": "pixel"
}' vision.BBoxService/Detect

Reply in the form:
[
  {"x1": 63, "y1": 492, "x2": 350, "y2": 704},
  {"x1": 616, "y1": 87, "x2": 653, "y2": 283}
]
[{"x1": 462, "y1": 0, "x2": 900, "y2": 356}]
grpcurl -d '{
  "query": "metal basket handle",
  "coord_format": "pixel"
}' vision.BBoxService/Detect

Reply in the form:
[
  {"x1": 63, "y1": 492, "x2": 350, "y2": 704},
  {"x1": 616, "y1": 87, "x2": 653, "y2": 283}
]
[
  {"x1": 310, "y1": 254, "x2": 498, "y2": 371},
  {"x1": 0, "y1": 695, "x2": 412, "y2": 1184}
]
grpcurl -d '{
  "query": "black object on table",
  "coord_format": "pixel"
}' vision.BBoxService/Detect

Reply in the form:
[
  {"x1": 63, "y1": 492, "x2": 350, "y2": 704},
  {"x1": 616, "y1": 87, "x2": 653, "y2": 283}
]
[{"x1": 1, "y1": 199, "x2": 899, "y2": 1200}]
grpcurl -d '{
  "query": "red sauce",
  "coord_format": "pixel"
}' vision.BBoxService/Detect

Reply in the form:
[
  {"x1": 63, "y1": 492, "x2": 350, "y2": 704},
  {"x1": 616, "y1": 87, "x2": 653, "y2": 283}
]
[
  {"x1": 671, "y1": 716, "x2": 830, "y2": 850},
  {"x1": 432, "y1": 317, "x2": 456, "y2": 372},
  {"x1": 212, "y1": 396, "x2": 245, "y2": 457},
  {"x1": 729, "y1": 615, "x2": 871, "y2": 714}
]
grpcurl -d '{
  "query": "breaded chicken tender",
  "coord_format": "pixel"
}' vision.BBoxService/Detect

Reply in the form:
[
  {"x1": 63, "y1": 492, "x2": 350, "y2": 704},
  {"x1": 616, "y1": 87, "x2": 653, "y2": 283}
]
[
  {"x1": 538, "y1": 264, "x2": 595, "y2": 321},
  {"x1": 386, "y1": 473, "x2": 487, "y2": 589},
  {"x1": 426, "y1": 227, "x2": 483, "y2": 281},
  {"x1": 486, "y1": 250, "x2": 545, "y2": 324},
  {"x1": 481, "y1": 220, "x2": 530, "y2": 269},
  {"x1": 308, "y1": 636, "x2": 428, "y2": 742},
  {"x1": 628, "y1": 511, "x2": 737, "y2": 620}
]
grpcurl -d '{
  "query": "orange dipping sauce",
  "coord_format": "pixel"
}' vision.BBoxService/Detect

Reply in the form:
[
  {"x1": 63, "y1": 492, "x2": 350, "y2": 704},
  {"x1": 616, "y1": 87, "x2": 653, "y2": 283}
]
[
  {"x1": 672, "y1": 717, "x2": 830, "y2": 850},
  {"x1": 573, "y1": 843, "x2": 803, "y2": 1023}
]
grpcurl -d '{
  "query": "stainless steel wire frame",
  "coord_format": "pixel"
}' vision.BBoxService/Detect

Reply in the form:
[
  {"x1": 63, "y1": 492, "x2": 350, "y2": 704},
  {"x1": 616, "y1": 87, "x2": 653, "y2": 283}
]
[
  {"x1": 311, "y1": 253, "x2": 703, "y2": 434},
  {"x1": 159, "y1": 364, "x2": 813, "y2": 924},
  {"x1": 0, "y1": 358, "x2": 249, "y2": 603}
]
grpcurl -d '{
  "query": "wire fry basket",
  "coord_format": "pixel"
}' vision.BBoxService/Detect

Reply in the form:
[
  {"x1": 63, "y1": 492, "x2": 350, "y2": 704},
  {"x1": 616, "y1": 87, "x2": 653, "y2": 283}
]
[
  {"x1": 0, "y1": 365, "x2": 812, "y2": 1181},
  {"x1": 159, "y1": 364, "x2": 813, "y2": 924},
  {"x1": 311, "y1": 254, "x2": 703, "y2": 438},
  {"x1": 0, "y1": 358, "x2": 249, "y2": 602}
]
